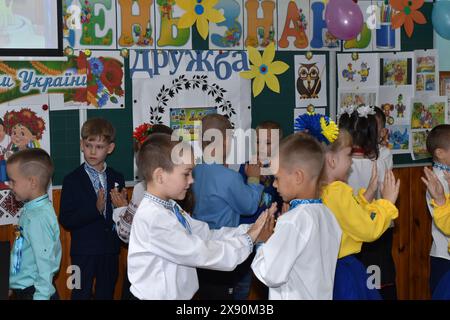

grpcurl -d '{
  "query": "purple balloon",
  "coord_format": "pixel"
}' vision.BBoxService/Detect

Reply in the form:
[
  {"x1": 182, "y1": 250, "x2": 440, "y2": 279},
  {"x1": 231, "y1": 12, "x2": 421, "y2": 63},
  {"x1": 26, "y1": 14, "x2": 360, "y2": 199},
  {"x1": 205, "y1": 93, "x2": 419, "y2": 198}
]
[{"x1": 325, "y1": 0, "x2": 364, "y2": 40}]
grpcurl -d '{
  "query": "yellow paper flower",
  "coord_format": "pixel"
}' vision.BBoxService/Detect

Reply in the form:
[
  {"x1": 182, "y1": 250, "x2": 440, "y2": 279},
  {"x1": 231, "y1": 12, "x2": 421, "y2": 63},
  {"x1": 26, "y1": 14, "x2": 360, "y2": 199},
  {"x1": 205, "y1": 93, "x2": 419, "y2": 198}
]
[
  {"x1": 240, "y1": 42, "x2": 289, "y2": 97},
  {"x1": 177, "y1": 0, "x2": 225, "y2": 40}
]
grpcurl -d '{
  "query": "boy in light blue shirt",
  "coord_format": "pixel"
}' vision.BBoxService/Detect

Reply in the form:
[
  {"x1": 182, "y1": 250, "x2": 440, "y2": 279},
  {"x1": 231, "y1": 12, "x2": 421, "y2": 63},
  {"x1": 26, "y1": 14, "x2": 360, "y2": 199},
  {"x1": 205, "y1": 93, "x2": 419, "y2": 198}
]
[
  {"x1": 193, "y1": 114, "x2": 264, "y2": 299},
  {"x1": 7, "y1": 148, "x2": 61, "y2": 300}
]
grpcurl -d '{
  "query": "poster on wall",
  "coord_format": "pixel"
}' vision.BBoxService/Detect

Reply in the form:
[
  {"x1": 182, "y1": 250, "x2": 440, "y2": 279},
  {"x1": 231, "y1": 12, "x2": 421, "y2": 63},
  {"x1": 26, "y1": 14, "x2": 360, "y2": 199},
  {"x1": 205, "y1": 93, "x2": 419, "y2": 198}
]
[
  {"x1": 410, "y1": 96, "x2": 448, "y2": 160},
  {"x1": 154, "y1": 0, "x2": 192, "y2": 50},
  {"x1": 415, "y1": 49, "x2": 439, "y2": 95},
  {"x1": 372, "y1": 0, "x2": 401, "y2": 52},
  {"x1": 169, "y1": 107, "x2": 217, "y2": 140},
  {"x1": 131, "y1": 49, "x2": 252, "y2": 179},
  {"x1": 294, "y1": 53, "x2": 327, "y2": 108},
  {"x1": 277, "y1": 0, "x2": 310, "y2": 51},
  {"x1": 209, "y1": 0, "x2": 244, "y2": 50},
  {"x1": 0, "y1": 104, "x2": 51, "y2": 225},
  {"x1": 338, "y1": 53, "x2": 379, "y2": 89},
  {"x1": 380, "y1": 52, "x2": 414, "y2": 87},
  {"x1": 63, "y1": 0, "x2": 117, "y2": 49},
  {"x1": 338, "y1": 88, "x2": 378, "y2": 113},
  {"x1": 243, "y1": 0, "x2": 277, "y2": 50},
  {"x1": 116, "y1": 0, "x2": 156, "y2": 49}
]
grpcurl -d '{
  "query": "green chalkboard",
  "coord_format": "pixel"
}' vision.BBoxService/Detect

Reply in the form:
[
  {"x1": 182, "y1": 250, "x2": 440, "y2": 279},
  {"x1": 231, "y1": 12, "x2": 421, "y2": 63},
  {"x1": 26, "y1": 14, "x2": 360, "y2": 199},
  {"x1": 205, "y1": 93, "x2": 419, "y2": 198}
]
[{"x1": 50, "y1": 2, "x2": 435, "y2": 185}]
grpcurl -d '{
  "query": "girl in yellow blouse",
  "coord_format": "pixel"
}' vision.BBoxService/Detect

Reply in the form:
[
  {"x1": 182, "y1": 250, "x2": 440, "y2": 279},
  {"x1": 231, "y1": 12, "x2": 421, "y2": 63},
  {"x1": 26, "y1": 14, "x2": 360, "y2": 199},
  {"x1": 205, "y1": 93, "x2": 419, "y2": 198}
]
[{"x1": 294, "y1": 112, "x2": 400, "y2": 300}]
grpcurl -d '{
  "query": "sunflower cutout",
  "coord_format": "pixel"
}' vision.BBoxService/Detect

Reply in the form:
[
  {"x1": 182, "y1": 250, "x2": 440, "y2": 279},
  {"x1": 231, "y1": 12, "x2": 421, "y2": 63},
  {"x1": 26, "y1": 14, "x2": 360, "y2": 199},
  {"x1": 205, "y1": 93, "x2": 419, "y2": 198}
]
[
  {"x1": 176, "y1": 0, "x2": 225, "y2": 40},
  {"x1": 391, "y1": 0, "x2": 427, "y2": 38},
  {"x1": 240, "y1": 42, "x2": 289, "y2": 97}
]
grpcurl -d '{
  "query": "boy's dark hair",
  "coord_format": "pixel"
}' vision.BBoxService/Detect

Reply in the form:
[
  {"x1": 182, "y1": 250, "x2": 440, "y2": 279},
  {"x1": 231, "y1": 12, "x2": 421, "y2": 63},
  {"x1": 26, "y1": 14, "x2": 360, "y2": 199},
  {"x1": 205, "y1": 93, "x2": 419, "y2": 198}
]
[
  {"x1": 256, "y1": 121, "x2": 284, "y2": 139},
  {"x1": 338, "y1": 112, "x2": 379, "y2": 160},
  {"x1": 374, "y1": 107, "x2": 386, "y2": 129},
  {"x1": 0, "y1": 118, "x2": 4, "y2": 127},
  {"x1": 7, "y1": 148, "x2": 54, "y2": 190},
  {"x1": 426, "y1": 124, "x2": 450, "y2": 158},
  {"x1": 138, "y1": 133, "x2": 192, "y2": 182},
  {"x1": 280, "y1": 133, "x2": 324, "y2": 179},
  {"x1": 81, "y1": 118, "x2": 116, "y2": 143},
  {"x1": 201, "y1": 114, "x2": 232, "y2": 149}
]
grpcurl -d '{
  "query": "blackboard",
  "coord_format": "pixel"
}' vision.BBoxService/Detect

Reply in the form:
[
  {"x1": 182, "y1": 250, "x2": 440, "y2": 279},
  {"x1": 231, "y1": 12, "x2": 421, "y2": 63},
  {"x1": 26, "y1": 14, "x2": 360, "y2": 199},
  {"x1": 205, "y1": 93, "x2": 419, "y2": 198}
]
[{"x1": 50, "y1": 2, "x2": 435, "y2": 185}]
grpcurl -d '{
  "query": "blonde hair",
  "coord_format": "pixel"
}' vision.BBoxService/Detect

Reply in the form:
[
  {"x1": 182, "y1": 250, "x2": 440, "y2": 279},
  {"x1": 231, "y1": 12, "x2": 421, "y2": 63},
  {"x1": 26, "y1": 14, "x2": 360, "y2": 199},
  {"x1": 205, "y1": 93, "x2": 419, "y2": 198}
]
[{"x1": 325, "y1": 128, "x2": 353, "y2": 154}]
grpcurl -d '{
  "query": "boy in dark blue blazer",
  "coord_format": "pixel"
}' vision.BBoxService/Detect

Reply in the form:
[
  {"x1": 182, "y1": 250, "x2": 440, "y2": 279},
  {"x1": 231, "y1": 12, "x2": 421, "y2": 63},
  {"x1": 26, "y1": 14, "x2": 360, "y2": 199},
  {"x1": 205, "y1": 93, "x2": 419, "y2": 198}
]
[{"x1": 59, "y1": 118, "x2": 125, "y2": 300}]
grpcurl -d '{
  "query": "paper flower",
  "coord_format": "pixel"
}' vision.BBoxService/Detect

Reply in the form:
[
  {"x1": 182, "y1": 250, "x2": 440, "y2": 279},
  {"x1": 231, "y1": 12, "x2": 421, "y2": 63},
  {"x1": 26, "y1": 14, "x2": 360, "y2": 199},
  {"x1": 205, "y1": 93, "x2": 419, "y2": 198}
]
[
  {"x1": 240, "y1": 42, "x2": 289, "y2": 97},
  {"x1": 391, "y1": 0, "x2": 427, "y2": 38},
  {"x1": 133, "y1": 123, "x2": 154, "y2": 144},
  {"x1": 177, "y1": 0, "x2": 225, "y2": 40},
  {"x1": 339, "y1": 105, "x2": 356, "y2": 117},
  {"x1": 357, "y1": 105, "x2": 376, "y2": 118},
  {"x1": 294, "y1": 113, "x2": 339, "y2": 145}
]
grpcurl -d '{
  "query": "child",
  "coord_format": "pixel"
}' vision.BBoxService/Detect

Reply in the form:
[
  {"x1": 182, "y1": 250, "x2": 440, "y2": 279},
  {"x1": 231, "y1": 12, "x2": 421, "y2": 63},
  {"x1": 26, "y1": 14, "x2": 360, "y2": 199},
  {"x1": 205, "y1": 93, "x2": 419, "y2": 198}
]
[
  {"x1": 192, "y1": 114, "x2": 264, "y2": 299},
  {"x1": 251, "y1": 133, "x2": 342, "y2": 299},
  {"x1": 339, "y1": 105, "x2": 397, "y2": 299},
  {"x1": 423, "y1": 124, "x2": 450, "y2": 299},
  {"x1": 127, "y1": 133, "x2": 274, "y2": 300},
  {"x1": 297, "y1": 112, "x2": 400, "y2": 299},
  {"x1": 234, "y1": 120, "x2": 283, "y2": 300},
  {"x1": 59, "y1": 118, "x2": 125, "y2": 300},
  {"x1": 7, "y1": 148, "x2": 61, "y2": 300},
  {"x1": 0, "y1": 118, "x2": 10, "y2": 153}
]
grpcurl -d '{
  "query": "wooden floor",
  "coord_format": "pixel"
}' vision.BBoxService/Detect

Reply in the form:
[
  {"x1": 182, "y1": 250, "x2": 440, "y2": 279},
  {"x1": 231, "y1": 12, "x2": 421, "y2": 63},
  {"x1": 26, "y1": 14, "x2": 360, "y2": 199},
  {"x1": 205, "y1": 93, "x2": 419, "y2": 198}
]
[{"x1": 0, "y1": 166, "x2": 435, "y2": 299}]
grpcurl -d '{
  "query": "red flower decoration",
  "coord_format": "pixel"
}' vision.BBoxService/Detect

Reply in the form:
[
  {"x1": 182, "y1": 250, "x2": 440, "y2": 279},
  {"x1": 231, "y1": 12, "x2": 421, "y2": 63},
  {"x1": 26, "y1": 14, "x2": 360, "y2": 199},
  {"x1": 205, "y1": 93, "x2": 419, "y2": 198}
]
[
  {"x1": 391, "y1": 0, "x2": 427, "y2": 38},
  {"x1": 76, "y1": 51, "x2": 88, "y2": 73},
  {"x1": 100, "y1": 59, "x2": 124, "y2": 94},
  {"x1": 133, "y1": 123, "x2": 153, "y2": 144},
  {"x1": 4, "y1": 108, "x2": 46, "y2": 140},
  {"x1": 42, "y1": 104, "x2": 49, "y2": 111}
]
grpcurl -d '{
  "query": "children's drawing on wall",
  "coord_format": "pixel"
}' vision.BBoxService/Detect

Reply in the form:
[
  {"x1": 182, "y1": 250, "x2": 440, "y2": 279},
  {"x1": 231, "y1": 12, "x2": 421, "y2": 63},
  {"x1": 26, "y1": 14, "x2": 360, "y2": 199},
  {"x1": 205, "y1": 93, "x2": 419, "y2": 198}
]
[
  {"x1": 338, "y1": 89, "x2": 378, "y2": 112},
  {"x1": 154, "y1": 0, "x2": 192, "y2": 49},
  {"x1": 0, "y1": 105, "x2": 50, "y2": 225},
  {"x1": 373, "y1": 0, "x2": 401, "y2": 51},
  {"x1": 386, "y1": 124, "x2": 410, "y2": 154},
  {"x1": 209, "y1": 0, "x2": 244, "y2": 50},
  {"x1": 63, "y1": 0, "x2": 117, "y2": 49},
  {"x1": 379, "y1": 86, "x2": 413, "y2": 126},
  {"x1": 295, "y1": 53, "x2": 327, "y2": 108},
  {"x1": 411, "y1": 97, "x2": 447, "y2": 130},
  {"x1": 338, "y1": 53, "x2": 379, "y2": 89},
  {"x1": 244, "y1": 0, "x2": 277, "y2": 49},
  {"x1": 411, "y1": 130, "x2": 431, "y2": 161},
  {"x1": 170, "y1": 107, "x2": 217, "y2": 141},
  {"x1": 380, "y1": 55, "x2": 412, "y2": 86},
  {"x1": 277, "y1": 0, "x2": 310, "y2": 51},
  {"x1": 415, "y1": 50, "x2": 439, "y2": 95}
]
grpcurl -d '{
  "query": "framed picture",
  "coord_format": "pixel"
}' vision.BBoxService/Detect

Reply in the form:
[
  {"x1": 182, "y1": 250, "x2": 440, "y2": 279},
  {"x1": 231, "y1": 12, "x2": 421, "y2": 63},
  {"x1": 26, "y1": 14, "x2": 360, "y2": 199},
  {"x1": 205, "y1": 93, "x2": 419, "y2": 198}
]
[
  {"x1": 440, "y1": 72, "x2": 450, "y2": 103},
  {"x1": 0, "y1": 0, "x2": 63, "y2": 56}
]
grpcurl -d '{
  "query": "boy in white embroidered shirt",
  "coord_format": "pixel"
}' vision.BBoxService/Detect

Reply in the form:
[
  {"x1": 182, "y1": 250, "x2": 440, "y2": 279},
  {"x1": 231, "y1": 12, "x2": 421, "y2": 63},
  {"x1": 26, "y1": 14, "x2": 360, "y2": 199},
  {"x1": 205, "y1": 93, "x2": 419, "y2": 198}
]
[
  {"x1": 251, "y1": 133, "x2": 342, "y2": 300},
  {"x1": 128, "y1": 133, "x2": 275, "y2": 300}
]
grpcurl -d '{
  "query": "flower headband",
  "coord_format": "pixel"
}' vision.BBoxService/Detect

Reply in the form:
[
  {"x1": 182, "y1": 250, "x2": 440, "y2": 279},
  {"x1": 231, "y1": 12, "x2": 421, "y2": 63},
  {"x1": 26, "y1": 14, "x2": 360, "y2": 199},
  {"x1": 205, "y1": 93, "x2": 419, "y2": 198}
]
[
  {"x1": 357, "y1": 105, "x2": 376, "y2": 118},
  {"x1": 133, "y1": 123, "x2": 153, "y2": 145},
  {"x1": 338, "y1": 105, "x2": 356, "y2": 118},
  {"x1": 294, "y1": 112, "x2": 339, "y2": 145}
]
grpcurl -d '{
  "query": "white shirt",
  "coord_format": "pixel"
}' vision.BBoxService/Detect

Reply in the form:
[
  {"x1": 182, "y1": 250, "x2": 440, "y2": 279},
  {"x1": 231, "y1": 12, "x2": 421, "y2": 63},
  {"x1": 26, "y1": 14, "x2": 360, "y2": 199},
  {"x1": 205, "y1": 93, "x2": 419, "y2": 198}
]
[
  {"x1": 426, "y1": 166, "x2": 450, "y2": 260},
  {"x1": 113, "y1": 181, "x2": 145, "y2": 243},
  {"x1": 128, "y1": 193, "x2": 254, "y2": 300},
  {"x1": 251, "y1": 203, "x2": 342, "y2": 300},
  {"x1": 348, "y1": 155, "x2": 387, "y2": 200},
  {"x1": 0, "y1": 134, "x2": 10, "y2": 154},
  {"x1": 379, "y1": 146, "x2": 393, "y2": 171}
]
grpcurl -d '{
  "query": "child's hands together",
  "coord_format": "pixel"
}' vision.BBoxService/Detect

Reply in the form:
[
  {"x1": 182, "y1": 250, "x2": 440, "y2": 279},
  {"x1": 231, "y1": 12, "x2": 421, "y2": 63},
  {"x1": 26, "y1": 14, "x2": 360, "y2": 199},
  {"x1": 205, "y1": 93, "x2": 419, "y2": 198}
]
[
  {"x1": 247, "y1": 203, "x2": 276, "y2": 243},
  {"x1": 381, "y1": 170, "x2": 401, "y2": 204},
  {"x1": 364, "y1": 161, "x2": 378, "y2": 202},
  {"x1": 256, "y1": 203, "x2": 277, "y2": 243},
  {"x1": 422, "y1": 167, "x2": 446, "y2": 206},
  {"x1": 111, "y1": 187, "x2": 128, "y2": 208},
  {"x1": 96, "y1": 189, "x2": 105, "y2": 213}
]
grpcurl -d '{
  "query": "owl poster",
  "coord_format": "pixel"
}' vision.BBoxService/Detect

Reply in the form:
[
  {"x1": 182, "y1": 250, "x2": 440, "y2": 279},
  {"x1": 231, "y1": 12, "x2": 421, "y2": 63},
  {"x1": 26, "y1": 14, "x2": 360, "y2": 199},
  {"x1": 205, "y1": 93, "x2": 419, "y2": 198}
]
[
  {"x1": 294, "y1": 54, "x2": 327, "y2": 109},
  {"x1": 337, "y1": 53, "x2": 379, "y2": 89}
]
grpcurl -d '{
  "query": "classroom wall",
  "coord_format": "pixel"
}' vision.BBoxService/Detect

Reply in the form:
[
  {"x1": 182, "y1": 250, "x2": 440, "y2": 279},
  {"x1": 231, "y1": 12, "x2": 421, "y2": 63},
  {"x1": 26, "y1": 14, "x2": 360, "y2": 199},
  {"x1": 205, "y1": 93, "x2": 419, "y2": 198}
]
[{"x1": 0, "y1": 167, "x2": 433, "y2": 299}]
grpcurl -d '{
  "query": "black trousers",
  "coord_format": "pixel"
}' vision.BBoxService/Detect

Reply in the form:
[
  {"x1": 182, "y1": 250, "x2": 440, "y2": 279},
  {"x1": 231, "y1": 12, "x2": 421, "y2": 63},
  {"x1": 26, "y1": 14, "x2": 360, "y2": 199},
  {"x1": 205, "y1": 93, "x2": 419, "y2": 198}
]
[
  {"x1": 196, "y1": 269, "x2": 236, "y2": 300},
  {"x1": 11, "y1": 286, "x2": 59, "y2": 300},
  {"x1": 70, "y1": 254, "x2": 119, "y2": 300}
]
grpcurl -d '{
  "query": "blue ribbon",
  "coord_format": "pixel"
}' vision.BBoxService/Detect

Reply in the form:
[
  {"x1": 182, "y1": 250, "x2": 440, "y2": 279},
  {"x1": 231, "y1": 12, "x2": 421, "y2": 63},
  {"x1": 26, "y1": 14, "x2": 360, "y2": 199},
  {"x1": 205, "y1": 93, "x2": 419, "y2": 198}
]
[
  {"x1": 433, "y1": 162, "x2": 450, "y2": 173},
  {"x1": 173, "y1": 204, "x2": 192, "y2": 234},
  {"x1": 289, "y1": 198, "x2": 323, "y2": 210}
]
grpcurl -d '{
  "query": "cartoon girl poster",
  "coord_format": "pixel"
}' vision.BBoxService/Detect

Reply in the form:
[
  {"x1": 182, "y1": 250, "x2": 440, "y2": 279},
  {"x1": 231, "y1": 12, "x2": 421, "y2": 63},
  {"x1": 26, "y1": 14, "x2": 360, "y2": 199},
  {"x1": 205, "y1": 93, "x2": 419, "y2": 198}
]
[{"x1": 0, "y1": 105, "x2": 50, "y2": 225}]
